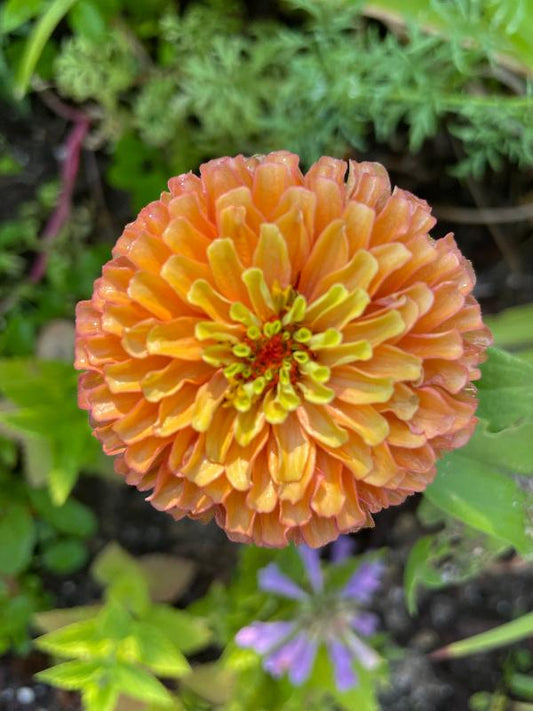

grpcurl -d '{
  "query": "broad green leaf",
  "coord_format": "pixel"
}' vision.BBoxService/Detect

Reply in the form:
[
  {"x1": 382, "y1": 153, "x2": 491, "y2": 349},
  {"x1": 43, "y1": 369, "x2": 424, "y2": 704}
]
[
  {"x1": 485, "y1": 303, "x2": 533, "y2": 356},
  {"x1": 425, "y1": 449, "x2": 533, "y2": 556},
  {"x1": 476, "y1": 348, "x2": 533, "y2": 431},
  {"x1": 464, "y1": 420, "x2": 533, "y2": 476},
  {"x1": 14, "y1": 0, "x2": 80, "y2": 97},
  {"x1": 432, "y1": 611, "x2": 533, "y2": 659},
  {"x1": 114, "y1": 662, "x2": 175, "y2": 707},
  {"x1": 144, "y1": 606, "x2": 211, "y2": 655},
  {"x1": 41, "y1": 538, "x2": 88, "y2": 575},
  {"x1": 28, "y1": 487, "x2": 97, "y2": 538},
  {"x1": 36, "y1": 659, "x2": 101, "y2": 690},
  {"x1": 35, "y1": 617, "x2": 109, "y2": 659},
  {"x1": 131, "y1": 621, "x2": 190, "y2": 677},
  {"x1": 0, "y1": 502, "x2": 35, "y2": 575},
  {"x1": 1, "y1": 0, "x2": 45, "y2": 34}
]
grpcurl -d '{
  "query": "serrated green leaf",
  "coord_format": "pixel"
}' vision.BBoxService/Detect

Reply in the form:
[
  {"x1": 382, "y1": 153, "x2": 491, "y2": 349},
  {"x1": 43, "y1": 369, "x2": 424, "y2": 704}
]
[
  {"x1": 35, "y1": 617, "x2": 108, "y2": 659},
  {"x1": 82, "y1": 680, "x2": 119, "y2": 711},
  {"x1": 425, "y1": 449, "x2": 533, "y2": 556},
  {"x1": 36, "y1": 659, "x2": 101, "y2": 690},
  {"x1": 131, "y1": 621, "x2": 190, "y2": 677},
  {"x1": 0, "y1": 502, "x2": 35, "y2": 575},
  {"x1": 41, "y1": 538, "x2": 88, "y2": 575},
  {"x1": 477, "y1": 348, "x2": 533, "y2": 432},
  {"x1": 144, "y1": 606, "x2": 211, "y2": 655},
  {"x1": 114, "y1": 662, "x2": 175, "y2": 707}
]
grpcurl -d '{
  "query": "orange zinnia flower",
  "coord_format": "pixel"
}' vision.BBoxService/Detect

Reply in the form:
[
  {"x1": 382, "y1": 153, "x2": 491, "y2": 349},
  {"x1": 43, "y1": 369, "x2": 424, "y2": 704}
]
[{"x1": 75, "y1": 152, "x2": 491, "y2": 548}]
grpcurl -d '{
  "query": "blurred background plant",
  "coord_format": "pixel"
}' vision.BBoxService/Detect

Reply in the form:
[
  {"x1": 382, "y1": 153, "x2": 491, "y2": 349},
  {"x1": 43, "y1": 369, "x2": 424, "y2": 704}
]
[{"x1": 0, "y1": 0, "x2": 532, "y2": 709}]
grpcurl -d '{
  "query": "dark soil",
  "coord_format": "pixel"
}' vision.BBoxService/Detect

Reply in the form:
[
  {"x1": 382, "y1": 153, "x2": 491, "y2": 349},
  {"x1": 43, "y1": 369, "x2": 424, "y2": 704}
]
[{"x1": 1, "y1": 91, "x2": 532, "y2": 711}]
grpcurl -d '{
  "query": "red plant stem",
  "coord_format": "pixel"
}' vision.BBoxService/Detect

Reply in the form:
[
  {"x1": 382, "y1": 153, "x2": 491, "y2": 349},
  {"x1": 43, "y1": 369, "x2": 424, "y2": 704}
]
[{"x1": 29, "y1": 113, "x2": 90, "y2": 283}]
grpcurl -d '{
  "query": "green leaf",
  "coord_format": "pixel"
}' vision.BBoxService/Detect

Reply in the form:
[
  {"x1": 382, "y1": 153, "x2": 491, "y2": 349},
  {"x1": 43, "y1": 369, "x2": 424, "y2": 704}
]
[
  {"x1": 181, "y1": 664, "x2": 234, "y2": 705},
  {"x1": 82, "y1": 682, "x2": 119, "y2": 711},
  {"x1": 431, "y1": 611, "x2": 533, "y2": 659},
  {"x1": 41, "y1": 538, "x2": 89, "y2": 574},
  {"x1": 36, "y1": 659, "x2": 101, "y2": 690},
  {"x1": 425, "y1": 449, "x2": 533, "y2": 556},
  {"x1": 68, "y1": 0, "x2": 106, "y2": 41},
  {"x1": 476, "y1": 348, "x2": 533, "y2": 432},
  {"x1": 114, "y1": 662, "x2": 175, "y2": 707},
  {"x1": 28, "y1": 487, "x2": 97, "y2": 538},
  {"x1": 485, "y1": 303, "x2": 533, "y2": 358},
  {"x1": 464, "y1": 420, "x2": 533, "y2": 476},
  {"x1": 144, "y1": 606, "x2": 212, "y2": 655},
  {"x1": 0, "y1": 502, "x2": 35, "y2": 575},
  {"x1": 1, "y1": 0, "x2": 45, "y2": 33},
  {"x1": 14, "y1": 0, "x2": 80, "y2": 97},
  {"x1": 404, "y1": 536, "x2": 443, "y2": 615},
  {"x1": 508, "y1": 673, "x2": 533, "y2": 701},
  {"x1": 35, "y1": 617, "x2": 108, "y2": 659},
  {"x1": 131, "y1": 621, "x2": 190, "y2": 677}
]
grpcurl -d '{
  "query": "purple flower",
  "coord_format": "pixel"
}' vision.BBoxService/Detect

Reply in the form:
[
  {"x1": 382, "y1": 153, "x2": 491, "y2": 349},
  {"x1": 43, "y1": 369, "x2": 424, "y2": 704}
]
[{"x1": 235, "y1": 548, "x2": 384, "y2": 692}]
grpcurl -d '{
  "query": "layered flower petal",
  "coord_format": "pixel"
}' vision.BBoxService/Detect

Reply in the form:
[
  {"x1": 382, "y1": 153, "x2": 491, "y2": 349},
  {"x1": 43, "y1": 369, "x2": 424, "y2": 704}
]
[{"x1": 76, "y1": 151, "x2": 491, "y2": 548}]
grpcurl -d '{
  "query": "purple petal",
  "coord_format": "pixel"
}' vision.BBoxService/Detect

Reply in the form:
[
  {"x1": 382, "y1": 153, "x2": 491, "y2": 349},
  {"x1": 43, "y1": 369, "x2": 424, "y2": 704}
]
[
  {"x1": 298, "y1": 545, "x2": 323, "y2": 592},
  {"x1": 351, "y1": 612, "x2": 379, "y2": 637},
  {"x1": 327, "y1": 640, "x2": 358, "y2": 691},
  {"x1": 330, "y1": 536, "x2": 355, "y2": 565},
  {"x1": 235, "y1": 621, "x2": 295, "y2": 654},
  {"x1": 344, "y1": 631, "x2": 381, "y2": 670},
  {"x1": 258, "y1": 563, "x2": 308, "y2": 600},
  {"x1": 288, "y1": 635, "x2": 318, "y2": 685},
  {"x1": 342, "y1": 560, "x2": 384, "y2": 603},
  {"x1": 264, "y1": 632, "x2": 315, "y2": 686}
]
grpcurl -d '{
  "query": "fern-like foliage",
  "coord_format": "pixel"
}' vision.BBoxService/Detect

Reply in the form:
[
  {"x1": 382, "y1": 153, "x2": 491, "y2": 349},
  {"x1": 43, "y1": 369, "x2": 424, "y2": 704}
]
[{"x1": 50, "y1": 0, "x2": 533, "y2": 178}]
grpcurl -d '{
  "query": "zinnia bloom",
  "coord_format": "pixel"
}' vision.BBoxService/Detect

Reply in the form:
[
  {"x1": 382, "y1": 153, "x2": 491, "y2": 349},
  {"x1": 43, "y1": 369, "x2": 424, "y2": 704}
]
[
  {"x1": 75, "y1": 151, "x2": 491, "y2": 547},
  {"x1": 236, "y1": 540, "x2": 383, "y2": 690}
]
